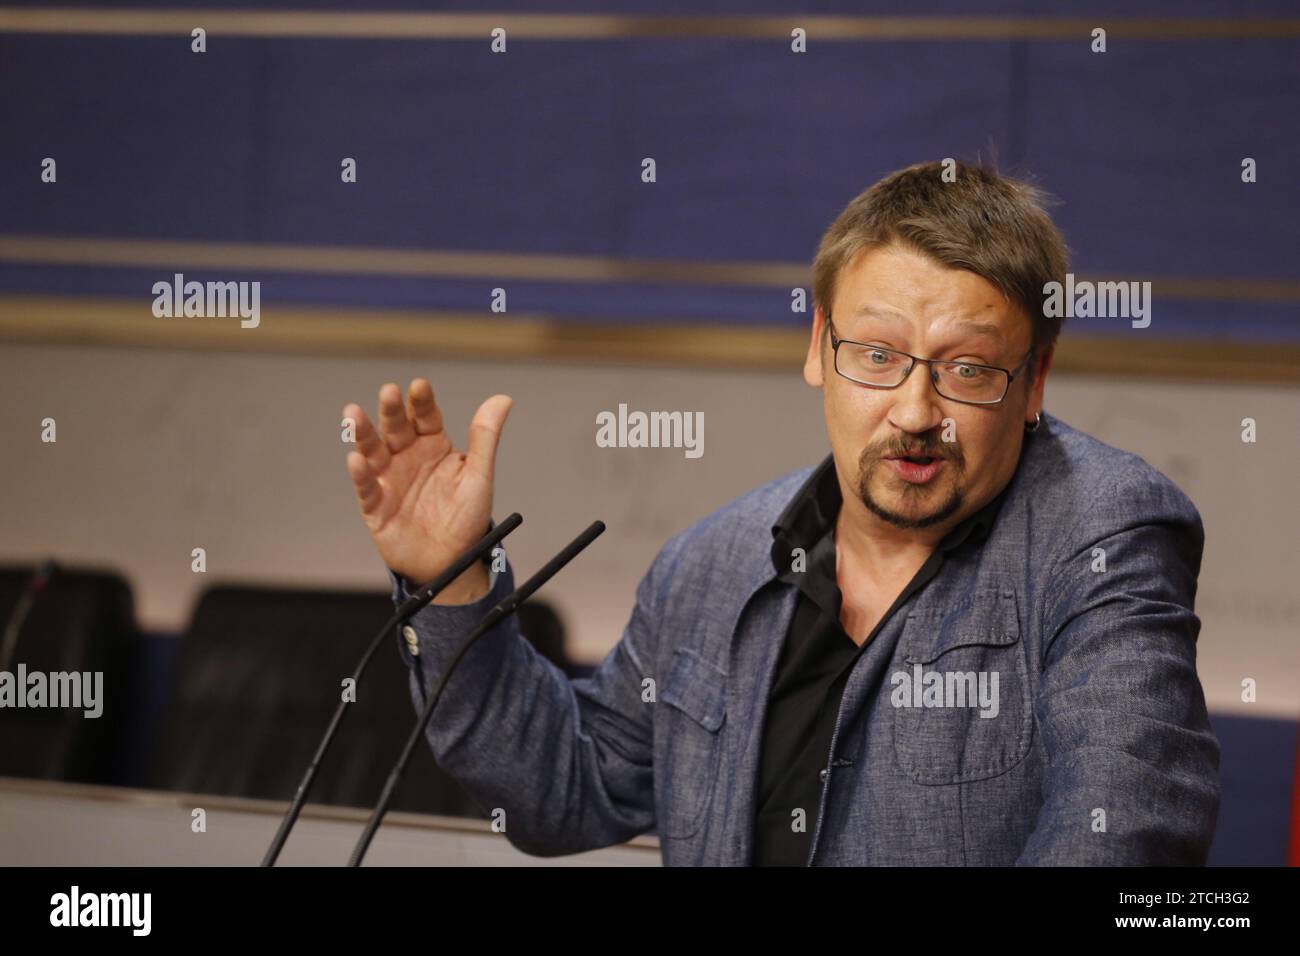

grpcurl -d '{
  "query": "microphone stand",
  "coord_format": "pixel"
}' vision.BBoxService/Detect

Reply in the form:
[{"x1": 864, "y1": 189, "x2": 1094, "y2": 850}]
[
  {"x1": 259, "y1": 513, "x2": 523, "y2": 866},
  {"x1": 346, "y1": 519, "x2": 605, "y2": 867},
  {"x1": 0, "y1": 560, "x2": 59, "y2": 672}
]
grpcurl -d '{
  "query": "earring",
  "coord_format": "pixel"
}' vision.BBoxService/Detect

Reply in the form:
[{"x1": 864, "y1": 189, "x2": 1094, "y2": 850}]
[{"x1": 1025, "y1": 412, "x2": 1042, "y2": 433}]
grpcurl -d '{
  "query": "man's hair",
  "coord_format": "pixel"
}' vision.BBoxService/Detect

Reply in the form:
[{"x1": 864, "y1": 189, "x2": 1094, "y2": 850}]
[{"x1": 812, "y1": 160, "x2": 1070, "y2": 354}]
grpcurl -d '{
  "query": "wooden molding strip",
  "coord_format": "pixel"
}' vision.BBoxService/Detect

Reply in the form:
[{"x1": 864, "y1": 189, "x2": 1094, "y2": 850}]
[
  {"x1": 2, "y1": 294, "x2": 1298, "y2": 384},
  {"x1": 2, "y1": 11, "x2": 1299, "y2": 40},
  {"x1": 0, "y1": 235, "x2": 809, "y2": 287},
  {"x1": 3, "y1": 235, "x2": 1299, "y2": 303}
]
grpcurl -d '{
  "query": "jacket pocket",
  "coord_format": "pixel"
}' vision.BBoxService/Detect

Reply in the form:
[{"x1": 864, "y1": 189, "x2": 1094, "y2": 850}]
[
  {"x1": 891, "y1": 588, "x2": 1033, "y2": 785},
  {"x1": 658, "y1": 646, "x2": 727, "y2": 838}
]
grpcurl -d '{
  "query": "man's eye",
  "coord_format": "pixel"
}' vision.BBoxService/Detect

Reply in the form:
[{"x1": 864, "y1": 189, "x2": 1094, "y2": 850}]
[
  {"x1": 869, "y1": 350, "x2": 890, "y2": 364},
  {"x1": 956, "y1": 364, "x2": 983, "y2": 379}
]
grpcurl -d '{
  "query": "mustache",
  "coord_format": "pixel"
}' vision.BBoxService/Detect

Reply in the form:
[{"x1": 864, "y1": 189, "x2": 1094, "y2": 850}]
[{"x1": 868, "y1": 437, "x2": 963, "y2": 462}]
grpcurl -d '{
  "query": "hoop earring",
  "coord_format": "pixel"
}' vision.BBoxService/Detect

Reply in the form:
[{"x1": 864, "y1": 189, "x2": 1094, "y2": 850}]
[{"x1": 1025, "y1": 412, "x2": 1042, "y2": 433}]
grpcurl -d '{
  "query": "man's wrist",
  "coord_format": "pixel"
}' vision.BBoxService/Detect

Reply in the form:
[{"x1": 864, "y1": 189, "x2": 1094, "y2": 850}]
[{"x1": 429, "y1": 560, "x2": 493, "y2": 606}]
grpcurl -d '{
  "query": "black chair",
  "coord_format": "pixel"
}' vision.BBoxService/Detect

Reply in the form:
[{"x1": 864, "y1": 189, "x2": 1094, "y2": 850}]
[
  {"x1": 516, "y1": 599, "x2": 570, "y2": 673},
  {"x1": 148, "y1": 585, "x2": 484, "y2": 818},
  {"x1": 0, "y1": 564, "x2": 136, "y2": 784}
]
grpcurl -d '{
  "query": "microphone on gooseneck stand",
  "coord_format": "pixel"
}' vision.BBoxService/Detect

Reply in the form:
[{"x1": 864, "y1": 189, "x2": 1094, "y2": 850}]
[
  {"x1": 0, "y1": 560, "x2": 60, "y2": 672},
  {"x1": 346, "y1": 519, "x2": 606, "y2": 867},
  {"x1": 259, "y1": 513, "x2": 523, "y2": 867}
]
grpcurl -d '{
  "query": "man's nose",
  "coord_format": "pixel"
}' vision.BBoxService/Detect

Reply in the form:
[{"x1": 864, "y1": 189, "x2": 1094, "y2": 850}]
[{"x1": 886, "y1": 362, "x2": 945, "y2": 435}]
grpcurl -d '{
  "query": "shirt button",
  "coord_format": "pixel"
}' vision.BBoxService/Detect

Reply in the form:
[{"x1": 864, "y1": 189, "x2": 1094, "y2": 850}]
[
  {"x1": 819, "y1": 768, "x2": 829, "y2": 782},
  {"x1": 402, "y1": 625, "x2": 420, "y2": 656}
]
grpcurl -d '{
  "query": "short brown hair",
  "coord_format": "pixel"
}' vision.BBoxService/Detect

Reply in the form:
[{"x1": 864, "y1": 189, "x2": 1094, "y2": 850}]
[{"x1": 812, "y1": 160, "x2": 1069, "y2": 353}]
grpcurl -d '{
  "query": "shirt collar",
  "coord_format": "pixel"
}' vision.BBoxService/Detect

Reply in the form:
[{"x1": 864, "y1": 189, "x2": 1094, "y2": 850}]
[{"x1": 769, "y1": 452, "x2": 1007, "y2": 576}]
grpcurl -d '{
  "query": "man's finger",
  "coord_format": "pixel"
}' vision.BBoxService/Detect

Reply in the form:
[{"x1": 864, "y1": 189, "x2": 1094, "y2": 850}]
[
  {"x1": 465, "y1": 394, "x2": 513, "y2": 485},
  {"x1": 345, "y1": 402, "x2": 392, "y2": 473},
  {"x1": 346, "y1": 450, "x2": 383, "y2": 516},
  {"x1": 378, "y1": 382, "x2": 417, "y2": 453},
  {"x1": 407, "y1": 378, "x2": 445, "y2": 436}
]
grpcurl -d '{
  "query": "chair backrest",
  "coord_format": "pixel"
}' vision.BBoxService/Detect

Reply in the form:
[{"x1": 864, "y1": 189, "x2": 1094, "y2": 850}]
[
  {"x1": 148, "y1": 584, "x2": 482, "y2": 818},
  {"x1": 516, "y1": 599, "x2": 569, "y2": 671},
  {"x1": 0, "y1": 565, "x2": 135, "y2": 784}
]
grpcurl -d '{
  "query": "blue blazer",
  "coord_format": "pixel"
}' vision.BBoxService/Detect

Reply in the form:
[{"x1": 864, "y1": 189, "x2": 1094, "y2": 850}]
[{"x1": 390, "y1": 411, "x2": 1219, "y2": 865}]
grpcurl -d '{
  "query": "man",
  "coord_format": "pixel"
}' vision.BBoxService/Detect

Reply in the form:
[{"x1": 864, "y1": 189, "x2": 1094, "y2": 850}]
[{"x1": 342, "y1": 160, "x2": 1220, "y2": 865}]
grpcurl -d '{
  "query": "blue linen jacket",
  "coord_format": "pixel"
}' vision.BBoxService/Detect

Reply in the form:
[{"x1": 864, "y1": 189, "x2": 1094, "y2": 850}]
[{"x1": 388, "y1": 411, "x2": 1220, "y2": 865}]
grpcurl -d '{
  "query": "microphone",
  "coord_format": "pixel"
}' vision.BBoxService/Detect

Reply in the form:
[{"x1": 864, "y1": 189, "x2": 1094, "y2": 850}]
[
  {"x1": 259, "y1": 513, "x2": 523, "y2": 867},
  {"x1": 0, "y1": 560, "x2": 59, "y2": 672},
  {"x1": 346, "y1": 519, "x2": 605, "y2": 867}
]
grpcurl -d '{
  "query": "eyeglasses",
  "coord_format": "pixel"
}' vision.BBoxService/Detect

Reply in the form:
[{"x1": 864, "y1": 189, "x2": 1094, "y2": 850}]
[{"x1": 826, "y1": 314, "x2": 1034, "y2": 406}]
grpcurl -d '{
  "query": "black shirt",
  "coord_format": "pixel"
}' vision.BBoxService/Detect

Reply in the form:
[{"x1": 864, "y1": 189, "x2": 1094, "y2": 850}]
[{"x1": 752, "y1": 453, "x2": 1006, "y2": 866}]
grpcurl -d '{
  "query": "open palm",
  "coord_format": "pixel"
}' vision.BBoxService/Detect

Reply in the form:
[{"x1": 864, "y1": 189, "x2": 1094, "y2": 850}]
[{"x1": 343, "y1": 379, "x2": 512, "y2": 587}]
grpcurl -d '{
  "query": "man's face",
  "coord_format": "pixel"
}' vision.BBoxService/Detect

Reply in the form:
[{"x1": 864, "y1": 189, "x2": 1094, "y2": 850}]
[{"x1": 803, "y1": 243, "x2": 1051, "y2": 535}]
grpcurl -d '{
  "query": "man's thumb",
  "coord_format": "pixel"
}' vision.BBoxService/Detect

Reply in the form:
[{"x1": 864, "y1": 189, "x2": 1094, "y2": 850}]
[{"x1": 465, "y1": 394, "x2": 512, "y2": 482}]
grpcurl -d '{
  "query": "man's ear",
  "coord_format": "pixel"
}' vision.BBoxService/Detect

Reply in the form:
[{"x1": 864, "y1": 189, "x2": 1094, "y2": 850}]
[{"x1": 804, "y1": 305, "x2": 828, "y2": 388}]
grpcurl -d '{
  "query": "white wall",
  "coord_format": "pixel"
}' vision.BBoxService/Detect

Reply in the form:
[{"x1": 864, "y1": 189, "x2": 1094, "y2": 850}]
[{"x1": 1, "y1": 341, "x2": 1295, "y2": 719}]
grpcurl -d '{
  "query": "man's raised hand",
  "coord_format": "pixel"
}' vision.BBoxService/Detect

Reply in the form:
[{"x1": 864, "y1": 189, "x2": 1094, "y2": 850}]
[{"x1": 343, "y1": 378, "x2": 512, "y2": 603}]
